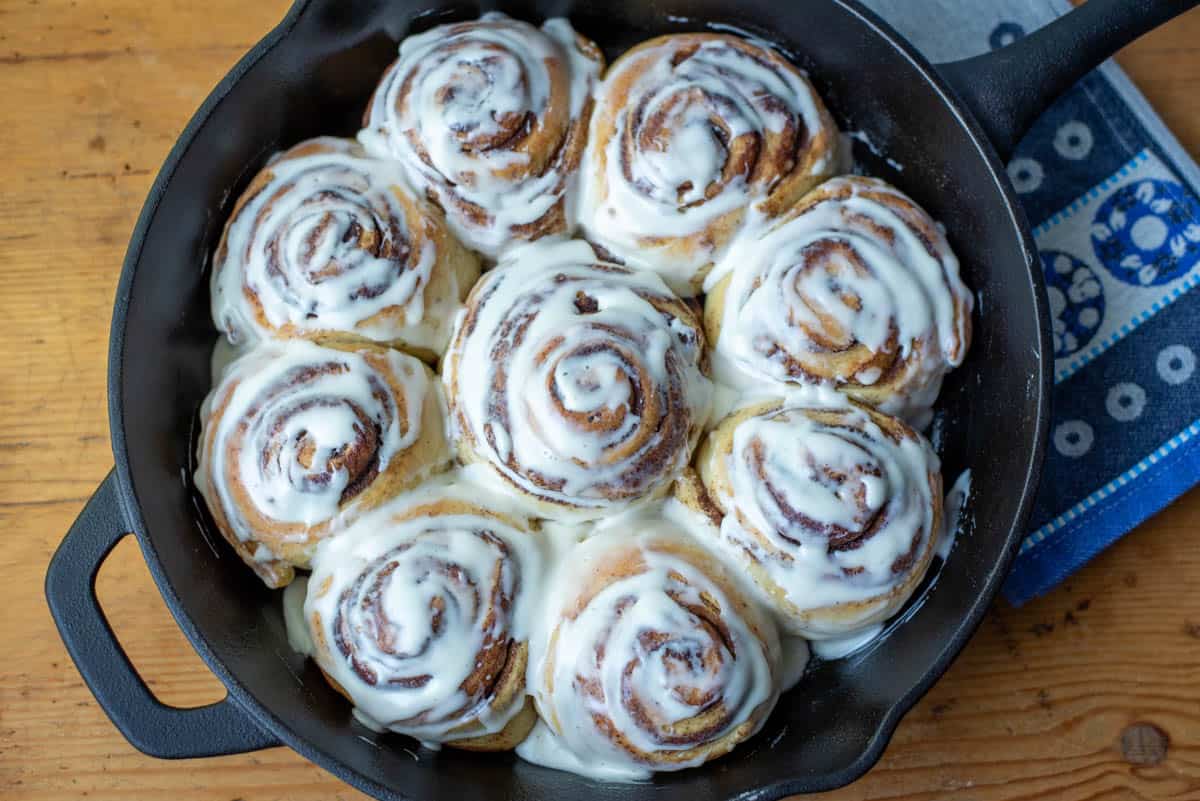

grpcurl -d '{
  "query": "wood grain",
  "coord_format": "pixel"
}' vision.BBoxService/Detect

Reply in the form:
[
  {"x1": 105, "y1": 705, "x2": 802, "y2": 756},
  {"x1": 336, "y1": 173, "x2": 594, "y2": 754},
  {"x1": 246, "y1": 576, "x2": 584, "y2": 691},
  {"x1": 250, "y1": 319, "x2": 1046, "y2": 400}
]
[{"x1": 1, "y1": 2, "x2": 1198, "y2": 800}]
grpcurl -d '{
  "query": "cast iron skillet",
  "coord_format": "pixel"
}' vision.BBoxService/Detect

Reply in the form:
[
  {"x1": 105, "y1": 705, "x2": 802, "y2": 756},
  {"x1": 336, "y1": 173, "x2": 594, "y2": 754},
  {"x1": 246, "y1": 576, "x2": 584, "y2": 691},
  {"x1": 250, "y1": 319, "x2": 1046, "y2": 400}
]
[{"x1": 44, "y1": 1, "x2": 1197, "y2": 798}]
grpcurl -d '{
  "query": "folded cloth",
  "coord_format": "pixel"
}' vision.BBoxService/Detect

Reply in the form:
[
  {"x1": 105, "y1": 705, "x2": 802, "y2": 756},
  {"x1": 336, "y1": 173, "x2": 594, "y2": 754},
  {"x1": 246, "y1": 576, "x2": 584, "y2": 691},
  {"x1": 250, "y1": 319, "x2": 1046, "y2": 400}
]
[{"x1": 861, "y1": 0, "x2": 1200, "y2": 605}]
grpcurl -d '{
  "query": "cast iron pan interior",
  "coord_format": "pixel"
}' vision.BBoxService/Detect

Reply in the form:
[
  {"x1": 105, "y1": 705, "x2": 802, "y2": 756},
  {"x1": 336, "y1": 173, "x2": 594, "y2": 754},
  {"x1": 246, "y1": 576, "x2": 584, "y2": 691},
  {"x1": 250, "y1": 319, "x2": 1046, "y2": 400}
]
[{"x1": 107, "y1": 0, "x2": 1048, "y2": 798}]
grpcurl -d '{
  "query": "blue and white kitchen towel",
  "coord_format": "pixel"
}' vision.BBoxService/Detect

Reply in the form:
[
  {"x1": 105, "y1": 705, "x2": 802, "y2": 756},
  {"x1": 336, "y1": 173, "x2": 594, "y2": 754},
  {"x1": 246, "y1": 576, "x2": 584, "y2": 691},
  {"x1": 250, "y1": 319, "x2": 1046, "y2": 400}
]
[{"x1": 863, "y1": 0, "x2": 1200, "y2": 605}]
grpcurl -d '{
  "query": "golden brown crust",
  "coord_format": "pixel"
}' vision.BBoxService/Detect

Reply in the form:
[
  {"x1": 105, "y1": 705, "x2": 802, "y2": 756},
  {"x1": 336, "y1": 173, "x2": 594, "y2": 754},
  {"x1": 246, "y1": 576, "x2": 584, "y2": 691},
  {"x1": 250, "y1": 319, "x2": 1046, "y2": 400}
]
[{"x1": 316, "y1": 654, "x2": 536, "y2": 752}]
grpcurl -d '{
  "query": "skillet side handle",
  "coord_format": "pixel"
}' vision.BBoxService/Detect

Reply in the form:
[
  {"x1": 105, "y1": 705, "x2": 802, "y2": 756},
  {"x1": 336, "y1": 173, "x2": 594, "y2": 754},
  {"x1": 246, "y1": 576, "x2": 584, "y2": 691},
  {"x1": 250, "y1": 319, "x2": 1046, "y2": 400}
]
[
  {"x1": 45, "y1": 470, "x2": 280, "y2": 759},
  {"x1": 937, "y1": 0, "x2": 1198, "y2": 160}
]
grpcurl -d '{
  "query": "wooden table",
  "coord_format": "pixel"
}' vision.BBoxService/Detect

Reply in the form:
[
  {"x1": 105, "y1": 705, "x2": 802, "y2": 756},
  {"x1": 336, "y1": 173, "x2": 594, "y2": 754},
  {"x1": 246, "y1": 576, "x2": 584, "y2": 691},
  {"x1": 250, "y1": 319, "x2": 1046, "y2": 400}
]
[{"x1": 3, "y1": 2, "x2": 1199, "y2": 799}]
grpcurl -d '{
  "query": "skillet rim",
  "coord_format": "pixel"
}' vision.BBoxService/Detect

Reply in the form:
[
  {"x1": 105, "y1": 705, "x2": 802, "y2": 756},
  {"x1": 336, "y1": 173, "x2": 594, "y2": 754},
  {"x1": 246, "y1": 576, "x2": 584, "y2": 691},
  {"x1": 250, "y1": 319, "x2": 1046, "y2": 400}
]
[{"x1": 105, "y1": 0, "x2": 1053, "y2": 797}]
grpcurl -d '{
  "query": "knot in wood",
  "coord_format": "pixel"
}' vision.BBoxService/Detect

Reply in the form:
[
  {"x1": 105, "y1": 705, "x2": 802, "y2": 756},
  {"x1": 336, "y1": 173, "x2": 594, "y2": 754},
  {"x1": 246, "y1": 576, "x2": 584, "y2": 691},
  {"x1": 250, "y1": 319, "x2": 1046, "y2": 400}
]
[{"x1": 1119, "y1": 722, "x2": 1169, "y2": 766}]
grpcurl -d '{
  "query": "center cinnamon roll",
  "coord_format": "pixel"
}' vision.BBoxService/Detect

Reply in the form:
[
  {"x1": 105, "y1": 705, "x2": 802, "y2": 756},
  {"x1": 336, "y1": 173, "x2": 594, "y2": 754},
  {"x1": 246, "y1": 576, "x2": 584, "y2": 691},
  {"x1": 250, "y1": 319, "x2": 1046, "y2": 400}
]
[{"x1": 443, "y1": 243, "x2": 712, "y2": 521}]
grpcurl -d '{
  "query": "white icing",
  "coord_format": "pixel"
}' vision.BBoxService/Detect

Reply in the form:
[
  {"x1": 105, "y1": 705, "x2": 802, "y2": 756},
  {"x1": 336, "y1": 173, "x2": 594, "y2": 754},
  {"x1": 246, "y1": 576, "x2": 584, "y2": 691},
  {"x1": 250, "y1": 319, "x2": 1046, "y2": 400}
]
[
  {"x1": 809, "y1": 624, "x2": 883, "y2": 659},
  {"x1": 283, "y1": 576, "x2": 313, "y2": 656},
  {"x1": 660, "y1": 492, "x2": 715, "y2": 535},
  {"x1": 779, "y1": 636, "x2": 811, "y2": 691},
  {"x1": 517, "y1": 720, "x2": 648, "y2": 782},
  {"x1": 352, "y1": 707, "x2": 388, "y2": 734},
  {"x1": 708, "y1": 176, "x2": 972, "y2": 425},
  {"x1": 580, "y1": 35, "x2": 833, "y2": 293},
  {"x1": 358, "y1": 13, "x2": 601, "y2": 258},
  {"x1": 209, "y1": 335, "x2": 247, "y2": 380},
  {"x1": 521, "y1": 523, "x2": 779, "y2": 780},
  {"x1": 445, "y1": 245, "x2": 712, "y2": 520},
  {"x1": 195, "y1": 340, "x2": 427, "y2": 541},
  {"x1": 495, "y1": 236, "x2": 599, "y2": 268},
  {"x1": 304, "y1": 481, "x2": 543, "y2": 744},
  {"x1": 706, "y1": 369, "x2": 751, "y2": 422},
  {"x1": 938, "y1": 469, "x2": 972, "y2": 560},
  {"x1": 211, "y1": 137, "x2": 450, "y2": 350},
  {"x1": 713, "y1": 386, "x2": 939, "y2": 632}
]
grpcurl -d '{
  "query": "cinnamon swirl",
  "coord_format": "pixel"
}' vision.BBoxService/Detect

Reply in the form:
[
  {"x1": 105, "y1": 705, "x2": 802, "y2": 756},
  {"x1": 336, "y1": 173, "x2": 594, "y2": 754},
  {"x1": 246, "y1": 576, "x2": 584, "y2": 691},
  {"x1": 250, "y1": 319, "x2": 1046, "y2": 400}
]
[
  {"x1": 305, "y1": 483, "x2": 542, "y2": 749},
  {"x1": 359, "y1": 13, "x2": 603, "y2": 258},
  {"x1": 705, "y1": 175, "x2": 973, "y2": 426},
  {"x1": 443, "y1": 242, "x2": 712, "y2": 521},
  {"x1": 519, "y1": 522, "x2": 780, "y2": 779},
  {"x1": 680, "y1": 388, "x2": 943, "y2": 639},
  {"x1": 211, "y1": 137, "x2": 480, "y2": 358},
  {"x1": 579, "y1": 33, "x2": 839, "y2": 294},
  {"x1": 195, "y1": 339, "x2": 450, "y2": 587}
]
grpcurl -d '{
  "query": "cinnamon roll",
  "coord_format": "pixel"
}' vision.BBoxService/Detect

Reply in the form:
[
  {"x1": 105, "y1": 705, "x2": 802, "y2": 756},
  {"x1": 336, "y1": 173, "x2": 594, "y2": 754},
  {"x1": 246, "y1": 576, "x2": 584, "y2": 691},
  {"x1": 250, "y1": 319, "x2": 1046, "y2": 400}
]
[
  {"x1": 680, "y1": 388, "x2": 943, "y2": 639},
  {"x1": 705, "y1": 175, "x2": 973, "y2": 426},
  {"x1": 195, "y1": 339, "x2": 450, "y2": 588},
  {"x1": 442, "y1": 242, "x2": 712, "y2": 521},
  {"x1": 211, "y1": 137, "x2": 480, "y2": 358},
  {"x1": 305, "y1": 483, "x2": 542, "y2": 749},
  {"x1": 579, "y1": 33, "x2": 839, "y2": 294},
  {"x1": 519, "y1": 522, "x2": 780, "y2": 779},
  {"x1": 359, "y1": 13, "x2": 603, "y2": 258}
]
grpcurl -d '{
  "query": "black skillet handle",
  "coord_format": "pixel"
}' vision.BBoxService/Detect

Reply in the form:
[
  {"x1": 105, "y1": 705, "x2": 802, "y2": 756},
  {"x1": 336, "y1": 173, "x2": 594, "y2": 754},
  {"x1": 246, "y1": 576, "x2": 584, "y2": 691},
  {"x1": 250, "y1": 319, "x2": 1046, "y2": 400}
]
[
  {"x1": 45, "y1": 470, "x2": 280, "y2": 759},
  {"x1": 937, "y1": 0, "x2": 1198, "y2": 160}
]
